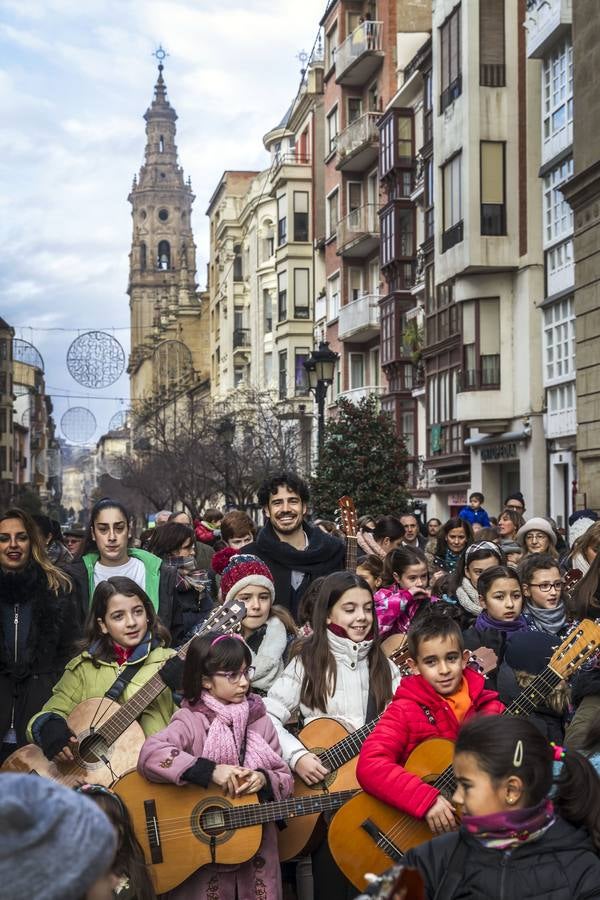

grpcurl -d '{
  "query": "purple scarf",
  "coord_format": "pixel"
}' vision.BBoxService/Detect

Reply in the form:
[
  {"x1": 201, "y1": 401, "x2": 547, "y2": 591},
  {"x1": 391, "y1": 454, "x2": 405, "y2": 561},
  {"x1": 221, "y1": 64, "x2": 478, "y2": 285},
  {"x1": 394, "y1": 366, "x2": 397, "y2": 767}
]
[
  {"x1": 462, "y1": 798, "x2": 555, "y2": 850},
  {"x1": 475, "y1": 609, "x2": 529, "y2": 634}
]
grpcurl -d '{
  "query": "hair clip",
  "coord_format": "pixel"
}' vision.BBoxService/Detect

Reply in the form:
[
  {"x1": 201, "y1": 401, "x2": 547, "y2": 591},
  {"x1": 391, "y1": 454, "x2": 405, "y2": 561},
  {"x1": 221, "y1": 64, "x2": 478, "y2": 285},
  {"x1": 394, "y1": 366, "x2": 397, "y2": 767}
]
[
  {"x1": 513, "y1": 739, "x2": 524, "y2": 768},
  {"x1": 550, "y1": 742, "x2": 566, "y2": 762}
]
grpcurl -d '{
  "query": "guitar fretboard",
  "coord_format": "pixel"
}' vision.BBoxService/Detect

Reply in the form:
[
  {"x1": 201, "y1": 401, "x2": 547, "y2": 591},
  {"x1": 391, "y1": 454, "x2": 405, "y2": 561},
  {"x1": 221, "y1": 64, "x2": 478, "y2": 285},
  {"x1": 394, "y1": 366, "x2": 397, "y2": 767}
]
[
  {"x1": 346, "y1": 535, "x2": 358, "y2": 573},
  {"x1": 318, "y1": 716, "x2": 382, "y2": 772},
  {"x1": 221, "y1": 788, "x2": 358, "y2": 829}
]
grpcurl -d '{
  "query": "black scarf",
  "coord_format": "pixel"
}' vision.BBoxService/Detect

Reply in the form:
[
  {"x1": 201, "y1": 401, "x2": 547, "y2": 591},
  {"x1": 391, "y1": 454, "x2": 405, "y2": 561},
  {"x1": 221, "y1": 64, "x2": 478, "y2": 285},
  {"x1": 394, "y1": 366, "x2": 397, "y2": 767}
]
[{"x1": 248, "y1": 521, "x2": 346, "y2": 616}]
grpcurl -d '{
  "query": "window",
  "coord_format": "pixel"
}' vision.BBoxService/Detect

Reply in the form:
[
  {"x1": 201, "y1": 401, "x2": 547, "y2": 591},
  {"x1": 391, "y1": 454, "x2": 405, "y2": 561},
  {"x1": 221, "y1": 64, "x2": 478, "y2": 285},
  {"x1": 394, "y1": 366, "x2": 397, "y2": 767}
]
[
  {"x1": 295, "y1": 349, "x2": 310, "y2": 395},
  {"x1": 547, "y1": 239, "x2": 573, "y2": 293},
  {"x1": 0, "y1": 409, "x2": 6, "y2": 436},
  {"x1": 367, "y1": 81, "x2": 380, "y2": 112},
  {"x1": 264, "y1": 352, "x2": 273, "y2": 385},
  {"x1": 293, "y1": 192, "x2": 309, "y2": 242},
  {"x1": 277, "y1": 195, "x2": 287, "y2": 246},
  {"x1": 424, "y1": 158, "x2": 434, "y2": 238},
  {"x1": 327, "y1": 106, "x2": 339, "y2": 155},
  {"x1": 398, "y1": 208, "x2": 414, "y2": 256},
  {"x1": 442, "y1": 153, "x2": 463, "y2": 250},
  {"x1": 140, "y1": 242, "x2": 147, "y2": 271},
  {"x1": 350, "y1": 353, "x2": 365, "y2": 389},
  {"x1": 479, "y1": 0, "x2": 505, "y2": 86},
  {"x1": 349, "y1": 268, "x2": 363, "y2": 301},
  {"x1": 543, "y1": 157, "x2": 574, "y2": 246},
  {"x1": 370, "y1": 347, "x2": 380, "y2": 387},
  {"x1": 480, "y1": 141, "x2": 506, "y2": 235},
  {"x1": 278, "y1": 350, "x2": 288, "y2": 400},
  {"x1": 381, "y1": 207, "x2": 395, "y2": 267},
  {"x1": 263, "y1": 289, "x2": 273, "y2": 333},
  {"x1": 461, "y1": 298, "x2": 501, "y2": 389},
  {"x1": 159, "y1": 135, "x2": 164, "y2": 152},
  {"x1": 542, "y1": 39, "x2": 573, "y2": 153},
  {"x1": 348, "y1": 97, "x2": 362, "y2": 123},
  {"x1": 233, "y1": 244, "x2": 243, "y2": 281},
  {"x1": 327, "y1": 189, "x2": 339, "y2": 238},
  {"x1": 293, "y1": 269, "x2": 310, "y2": 318},
  {"x1": 234, "y1": 366, "x2": 245, "y2": 388},
  {"x1": 328, "y1": 272, "x2": 340, "y2": 320},
  {"x1": 277, "y1": 271, "x2": 288, "y2": 322},
  {"x1": 397, "y1": 116, "x2": 412, "y2": 160},
  {"x1": 326, "y1": 22, "x2": 338, "y2": 71},
  {"x1": 423, "y1": 71, "x2": 433, "y2": 142},
  {"x1": 261, "y1": 221, "x2": 275, "y2": 261},
  {"x1": 426, "y1": 279, "x2": 460, "y2": 345},
  {"x1": 543, "y1": 297, "x2": 575, "y2": 383},
  {"x1": 157, "y1": 240, "x2": 170, "y2": 269},
  {"x1": 348, "y1": 181, "x2": 362, "y2": 213},
  {"x1": 440, "y1": 4, "x2": 461, "y2": 112},
  {"x1": 401, "y1": 407, "x2": 415, "y2": 456}
]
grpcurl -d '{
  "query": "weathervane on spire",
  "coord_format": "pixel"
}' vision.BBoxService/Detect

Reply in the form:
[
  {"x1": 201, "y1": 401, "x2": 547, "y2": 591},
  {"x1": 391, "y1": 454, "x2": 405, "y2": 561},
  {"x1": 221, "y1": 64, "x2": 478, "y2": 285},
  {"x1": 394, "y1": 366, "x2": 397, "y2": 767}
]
[{"x1": 152, "y1": 45, "x2": 169, "y2": 71}]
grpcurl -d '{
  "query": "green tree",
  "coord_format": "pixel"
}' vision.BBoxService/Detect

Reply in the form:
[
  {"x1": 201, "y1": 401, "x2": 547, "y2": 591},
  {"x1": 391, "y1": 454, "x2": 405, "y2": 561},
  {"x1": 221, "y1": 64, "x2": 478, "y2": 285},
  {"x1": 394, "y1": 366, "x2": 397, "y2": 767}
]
[{"x1": 311, "y1": 395, "x2": 410, "y2": 519}]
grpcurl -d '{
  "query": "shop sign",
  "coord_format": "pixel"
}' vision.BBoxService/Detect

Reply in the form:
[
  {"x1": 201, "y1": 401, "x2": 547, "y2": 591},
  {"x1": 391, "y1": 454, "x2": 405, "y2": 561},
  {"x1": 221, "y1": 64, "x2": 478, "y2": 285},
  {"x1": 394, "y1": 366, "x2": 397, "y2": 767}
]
[
  {"x1": 481, "y1": 442, "x2": 518, "y2": 462},
  {"x1": 449, "y1": 493, "x2": 468, "y2": 506}
]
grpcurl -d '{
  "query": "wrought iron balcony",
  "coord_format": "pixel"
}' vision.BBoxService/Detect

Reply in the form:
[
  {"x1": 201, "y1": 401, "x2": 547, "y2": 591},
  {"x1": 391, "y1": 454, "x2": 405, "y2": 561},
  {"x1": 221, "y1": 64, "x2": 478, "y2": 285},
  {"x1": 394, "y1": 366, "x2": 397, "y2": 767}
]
[
  {"x1": 233, "y1": 328, "x2": 251, "y2": 350},
  {"x1": 335, "y1": 21, "x2": 384, "y2": 86}
]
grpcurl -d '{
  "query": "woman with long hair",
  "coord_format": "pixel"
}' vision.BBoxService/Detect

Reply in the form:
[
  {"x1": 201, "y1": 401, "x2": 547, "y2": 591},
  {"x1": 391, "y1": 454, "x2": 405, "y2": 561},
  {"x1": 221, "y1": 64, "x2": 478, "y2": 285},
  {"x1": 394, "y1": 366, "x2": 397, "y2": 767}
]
[
  {"x1": 433, "y1": 517, "x2": 474, "y2": 575},
  {"x1": 0, "y1": 507, "x2": 78, "y2": 762}
]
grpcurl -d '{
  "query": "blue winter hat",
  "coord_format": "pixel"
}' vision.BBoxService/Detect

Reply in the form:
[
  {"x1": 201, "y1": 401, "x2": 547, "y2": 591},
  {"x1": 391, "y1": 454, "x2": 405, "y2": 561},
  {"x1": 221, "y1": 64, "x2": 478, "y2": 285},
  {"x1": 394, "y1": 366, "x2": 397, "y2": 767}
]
[{"x1": 0, "y1": 773, "x2": 117, "y2": 899}]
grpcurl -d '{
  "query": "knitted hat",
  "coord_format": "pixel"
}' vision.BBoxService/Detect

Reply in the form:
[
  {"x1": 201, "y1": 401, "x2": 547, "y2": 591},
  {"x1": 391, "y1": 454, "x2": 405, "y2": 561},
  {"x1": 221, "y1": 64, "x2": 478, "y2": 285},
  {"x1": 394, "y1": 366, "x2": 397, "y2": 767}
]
[
  {"x1": 516, "y1": 517, "x2": 557, "y2": 548},
  {"x1": 219, "y1": 552, "x2": 275, "y2": 604},
  {"x1": 0, "y1": 773, "x2": 117, "y2": 900},
  {"x1": 505, "y1": 631, "x2": 561, "y2": 675},
  {"x1": 568, "y1": 509, "x2": 598, "y2": 527}
]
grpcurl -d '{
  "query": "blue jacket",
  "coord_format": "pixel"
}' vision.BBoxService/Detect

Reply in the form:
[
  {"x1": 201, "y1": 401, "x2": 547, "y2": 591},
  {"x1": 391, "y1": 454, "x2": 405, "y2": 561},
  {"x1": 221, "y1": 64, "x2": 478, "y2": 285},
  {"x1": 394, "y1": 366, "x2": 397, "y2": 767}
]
[{"x1": 459, "y1": 505, "x2": 491, "y2": 527}]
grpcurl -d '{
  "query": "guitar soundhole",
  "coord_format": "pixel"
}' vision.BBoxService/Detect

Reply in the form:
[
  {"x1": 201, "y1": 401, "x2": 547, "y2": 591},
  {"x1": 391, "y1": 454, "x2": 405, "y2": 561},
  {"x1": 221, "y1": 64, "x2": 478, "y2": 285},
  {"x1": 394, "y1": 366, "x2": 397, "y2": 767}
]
[
  {"x1": 77, "y1": 732, "x2": 110, "y2": 766},
  {"x1": 191, "y1": 798, "x2": 232, "y2": 846}
]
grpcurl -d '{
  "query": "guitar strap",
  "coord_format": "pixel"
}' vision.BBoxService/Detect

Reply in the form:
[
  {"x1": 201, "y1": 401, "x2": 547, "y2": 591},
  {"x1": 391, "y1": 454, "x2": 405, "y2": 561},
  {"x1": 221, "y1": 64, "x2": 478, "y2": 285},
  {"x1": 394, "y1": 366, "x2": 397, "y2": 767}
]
[
  {"x1": 104, "y1": 658, "x2": 148, "y2": 702},
  {"x1": 432, "y1": 836, "x2": 468, "y2": 900}
]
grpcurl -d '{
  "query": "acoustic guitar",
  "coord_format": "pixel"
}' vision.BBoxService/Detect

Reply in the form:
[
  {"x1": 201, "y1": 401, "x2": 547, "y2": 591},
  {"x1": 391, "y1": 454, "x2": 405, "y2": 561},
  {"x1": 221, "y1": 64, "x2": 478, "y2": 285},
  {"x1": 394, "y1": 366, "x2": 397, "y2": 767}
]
[
  {"x1": 114, "y1": 770, "x2": 359, "y2": 894},
  {"x1": 328, "y1": 619, "x2": 600, "y2": 889},
  {"x1": 1, "y1": 598, "x2": 246, "y2": 787},
  {"x1": 277, "y1": 714, "x2": 383, "y2": 860},
  {"x1": 339, "y1": 495, "x2": 358, "y2": 573}
]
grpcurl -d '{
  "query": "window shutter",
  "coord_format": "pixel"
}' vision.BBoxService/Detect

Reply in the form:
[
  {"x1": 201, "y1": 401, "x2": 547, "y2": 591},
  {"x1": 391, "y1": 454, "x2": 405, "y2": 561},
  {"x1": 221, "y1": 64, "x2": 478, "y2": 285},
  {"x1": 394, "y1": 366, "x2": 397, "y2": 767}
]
[{"x1": 480, "y1": 0, "x2": 505, "y2": 67}]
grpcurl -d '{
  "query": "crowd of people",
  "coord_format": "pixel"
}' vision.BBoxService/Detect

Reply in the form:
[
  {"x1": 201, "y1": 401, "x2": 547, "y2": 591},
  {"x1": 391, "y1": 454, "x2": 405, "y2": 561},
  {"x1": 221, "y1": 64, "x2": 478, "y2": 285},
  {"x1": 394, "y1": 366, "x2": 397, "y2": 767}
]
[{"x1": 2, "y1": 475, "x2": 600, "y2": 899}]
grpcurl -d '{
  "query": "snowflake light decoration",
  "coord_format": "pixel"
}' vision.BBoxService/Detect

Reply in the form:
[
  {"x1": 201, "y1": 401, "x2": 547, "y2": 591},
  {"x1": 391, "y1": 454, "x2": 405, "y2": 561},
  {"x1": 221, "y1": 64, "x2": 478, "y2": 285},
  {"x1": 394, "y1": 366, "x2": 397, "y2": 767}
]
[{"x1": 66, "y1": 331, "x2": 125, "y2": 388}]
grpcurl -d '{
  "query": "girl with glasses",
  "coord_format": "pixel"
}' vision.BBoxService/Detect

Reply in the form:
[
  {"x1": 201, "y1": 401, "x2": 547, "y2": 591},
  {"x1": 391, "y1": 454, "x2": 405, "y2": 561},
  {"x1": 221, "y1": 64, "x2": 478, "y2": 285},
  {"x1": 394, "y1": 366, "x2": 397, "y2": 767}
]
[
  {"x1": 138, "y1": 631, "x2": 293, "y2": 899},
  {"x1": 518, "y1": 553, "x2": 568, "y2": 638}
]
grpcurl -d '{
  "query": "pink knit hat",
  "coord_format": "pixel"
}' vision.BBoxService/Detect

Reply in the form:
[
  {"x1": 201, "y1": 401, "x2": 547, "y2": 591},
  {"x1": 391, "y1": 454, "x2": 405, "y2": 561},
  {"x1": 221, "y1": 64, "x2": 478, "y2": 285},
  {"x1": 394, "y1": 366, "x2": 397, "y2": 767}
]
[{"x1": 219, "y1": 552, "x2": 275, "y2": 605}]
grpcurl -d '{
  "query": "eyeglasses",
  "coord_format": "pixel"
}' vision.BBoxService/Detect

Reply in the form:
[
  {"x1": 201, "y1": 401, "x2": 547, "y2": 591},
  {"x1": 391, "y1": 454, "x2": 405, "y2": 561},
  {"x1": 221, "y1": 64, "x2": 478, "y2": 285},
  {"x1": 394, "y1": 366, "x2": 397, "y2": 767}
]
[
  {"x1": 527, "y1": 580, "x2": 562, "y2": 593},
  {"x1": 525, "y1": 532, "x2": 549, "y2": 542},
  {"x1": 213, "y1": 665, "x2": 256, "y2": 684}
]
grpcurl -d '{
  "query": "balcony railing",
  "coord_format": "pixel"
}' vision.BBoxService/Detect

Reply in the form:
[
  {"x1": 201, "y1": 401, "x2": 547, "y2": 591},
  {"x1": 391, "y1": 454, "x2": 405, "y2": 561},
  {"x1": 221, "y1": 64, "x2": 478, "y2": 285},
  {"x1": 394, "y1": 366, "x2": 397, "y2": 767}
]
[
  {"x1": 336, "y1": 113, "x2": 379, "y2": 171},
  {"x1": 441, "y1": 220, "x2": 464, "y2": 253},
  {"x1": 428, "y1": 422, "x2": 466, "y2": 457},
  {"x1": 336, "y1": 203, "x2": 380, "y2": 256},
  {"x1": 339, "y1": 385, "x2": 385, "y2": 404},
  {"x1": 233, "y1": 328, "x2": 251, "y2": 349},
  {"x1": 273, "y1": 151, "x2": 311, "y2": 175},
  {"x1": 338, "y1": 294, "x2": 381, "y2": 342},
  {"x1": 335, "y1": 21, "x2": 384, "y2": 85},
  {"x1": 440, "y1": 74, "x2": 462, "y2": 113},
  {"x1": 526, "y1": 0, "x2": 572, "y2": 59},
  {"x1": 457, "y1": 359, "x2": 501, "y2": 392}
]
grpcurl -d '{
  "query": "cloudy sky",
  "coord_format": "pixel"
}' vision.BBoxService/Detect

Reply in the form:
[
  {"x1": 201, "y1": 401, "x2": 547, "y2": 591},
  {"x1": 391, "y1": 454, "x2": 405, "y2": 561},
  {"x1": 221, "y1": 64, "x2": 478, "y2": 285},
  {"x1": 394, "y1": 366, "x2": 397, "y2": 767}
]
[{"x1": 0, "y1": 0, "x2": 325, "y2": 441}]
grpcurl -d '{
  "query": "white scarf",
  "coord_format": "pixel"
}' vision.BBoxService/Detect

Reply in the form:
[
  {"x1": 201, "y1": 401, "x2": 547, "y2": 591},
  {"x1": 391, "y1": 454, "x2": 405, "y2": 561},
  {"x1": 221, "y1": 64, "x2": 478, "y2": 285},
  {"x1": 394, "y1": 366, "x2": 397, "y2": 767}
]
[{"x1": 455, "y1": 577, "x2": 482, "y2": 617}]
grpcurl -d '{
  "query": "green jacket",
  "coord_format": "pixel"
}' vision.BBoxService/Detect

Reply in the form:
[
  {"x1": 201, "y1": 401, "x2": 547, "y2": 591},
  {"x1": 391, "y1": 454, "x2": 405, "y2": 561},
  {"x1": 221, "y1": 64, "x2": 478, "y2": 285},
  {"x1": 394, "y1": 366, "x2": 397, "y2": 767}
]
[
  {"x1": 27, "y1": 644, "x2": 176, "y2": 742},
  {"x1": 81, "y1": 548, "x2": 162, "y2": 611}
]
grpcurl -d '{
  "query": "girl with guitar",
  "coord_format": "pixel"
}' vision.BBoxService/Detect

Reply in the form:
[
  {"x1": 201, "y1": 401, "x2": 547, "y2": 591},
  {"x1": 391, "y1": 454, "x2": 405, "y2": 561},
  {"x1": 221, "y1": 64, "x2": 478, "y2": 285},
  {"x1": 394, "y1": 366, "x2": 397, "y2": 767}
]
[
  {"x1": 27, "y1": 577, "x2": 181, "y2": 763},
  {"x1": 137, "y1": 632, "x2": 293, "y2": 899},
  {"x1": 266, "y1": 571, "x2": 400, "y2": 898},
  {"x1": 403, "y1": 716, "x2": 600, "y2": 899}
]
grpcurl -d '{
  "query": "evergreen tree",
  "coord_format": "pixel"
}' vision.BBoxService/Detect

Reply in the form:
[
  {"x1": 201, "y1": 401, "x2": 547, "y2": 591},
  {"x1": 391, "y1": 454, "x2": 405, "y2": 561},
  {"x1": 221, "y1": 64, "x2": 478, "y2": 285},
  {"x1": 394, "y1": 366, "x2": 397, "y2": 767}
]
[{"x1": 311, "y1": 395, "x2": 409, "y2": 519}]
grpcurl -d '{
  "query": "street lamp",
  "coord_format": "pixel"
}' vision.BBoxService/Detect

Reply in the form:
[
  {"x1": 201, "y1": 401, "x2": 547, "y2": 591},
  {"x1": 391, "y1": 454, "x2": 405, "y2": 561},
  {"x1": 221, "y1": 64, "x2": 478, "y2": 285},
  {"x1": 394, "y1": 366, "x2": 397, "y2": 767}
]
[
  {"x1": 303, "y1": 341, "x2": 339, "y2": 457},
  {"x1": 216, "y1": 416, "x2": 235, "y2": 509}
]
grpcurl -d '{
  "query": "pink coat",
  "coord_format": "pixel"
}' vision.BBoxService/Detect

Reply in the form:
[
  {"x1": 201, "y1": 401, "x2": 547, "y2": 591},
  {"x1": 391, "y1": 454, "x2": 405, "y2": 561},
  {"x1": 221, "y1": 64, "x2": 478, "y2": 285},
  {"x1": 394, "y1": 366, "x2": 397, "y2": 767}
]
[{"x1": 138, "y1": 693, "x2": 293, "y2": 900}]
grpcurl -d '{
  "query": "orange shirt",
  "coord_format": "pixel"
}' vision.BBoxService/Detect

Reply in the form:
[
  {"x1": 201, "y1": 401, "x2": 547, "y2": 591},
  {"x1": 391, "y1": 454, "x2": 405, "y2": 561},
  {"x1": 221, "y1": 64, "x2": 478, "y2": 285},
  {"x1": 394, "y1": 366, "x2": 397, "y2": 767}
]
[{"x1": 445, "y1": 676, "x2": 471, "y2": 724}]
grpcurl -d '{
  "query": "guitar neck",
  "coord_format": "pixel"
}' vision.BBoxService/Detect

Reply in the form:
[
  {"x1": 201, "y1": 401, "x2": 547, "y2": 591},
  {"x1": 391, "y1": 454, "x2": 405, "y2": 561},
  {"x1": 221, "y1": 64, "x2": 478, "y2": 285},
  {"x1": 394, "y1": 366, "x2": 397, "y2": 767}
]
[
  {"x1": 318, "y1": 716, "x2": 381, "y2": 771},
  {"x1": 346, "y1": 535, "x2": 358, "y2": 573},
  {"x1": 431, "y1": 663, "x2": 564, "y2": 794},
  {"x1": 224, "y1": 789, "x2": 358, "y2": 830}
]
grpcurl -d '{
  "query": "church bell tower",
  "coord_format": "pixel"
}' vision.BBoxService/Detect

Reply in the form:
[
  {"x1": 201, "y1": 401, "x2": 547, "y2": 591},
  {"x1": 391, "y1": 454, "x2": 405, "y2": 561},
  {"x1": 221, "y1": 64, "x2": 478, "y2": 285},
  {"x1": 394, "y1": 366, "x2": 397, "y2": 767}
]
[{"x1": 127, "y1": 50, "x2": 206, "y2": 405}]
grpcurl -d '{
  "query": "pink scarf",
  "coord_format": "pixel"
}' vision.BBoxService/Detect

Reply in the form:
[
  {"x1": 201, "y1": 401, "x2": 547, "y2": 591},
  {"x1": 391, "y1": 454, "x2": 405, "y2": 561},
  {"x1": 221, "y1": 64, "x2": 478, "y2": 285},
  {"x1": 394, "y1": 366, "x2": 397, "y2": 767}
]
[
  {"x1": 200, "y1": 691, "x2": 284, "y2": 772},
  {"x1": 357, "y1": 530, "x2": 386, "y2": 559}
]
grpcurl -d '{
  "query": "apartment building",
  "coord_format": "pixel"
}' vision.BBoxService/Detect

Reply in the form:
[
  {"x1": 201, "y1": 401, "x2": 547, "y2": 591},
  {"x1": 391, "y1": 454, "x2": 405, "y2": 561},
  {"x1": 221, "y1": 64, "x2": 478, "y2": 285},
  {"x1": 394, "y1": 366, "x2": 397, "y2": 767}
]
[
  {"x1": 207, "y1": 60, "x2": 325, "y2": 414},
  {"x1": 526, "y1": 0, "x2": 575, "y2": 529},
  {"x1": 320, "y1": 0, "x2": 431, "y2": 434},
  {"x1": 420, "y1": 0, "x2": 545, "y2": 519}
]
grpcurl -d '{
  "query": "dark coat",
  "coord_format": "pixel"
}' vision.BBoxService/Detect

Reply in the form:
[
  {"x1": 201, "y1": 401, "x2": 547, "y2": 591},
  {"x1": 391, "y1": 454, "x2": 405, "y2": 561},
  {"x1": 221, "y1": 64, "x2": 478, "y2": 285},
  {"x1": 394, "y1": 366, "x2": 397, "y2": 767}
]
[
  {"x1": 64, "y1": 555, "x2": 184, "y2": 644},
  {"x1": 245, "y1": 520, "x2": 346, "y2": 620},
  {"x1": 496, "y1": 660, "x2": 566, "y2": 744},
  {"x1": 404, "y1": 817, "x2": 600, "y2": 900},
  {"x1": 463, "y1": 624, "x2": 509, "y2": 692},
  {"x1": 0, "y1": 563, "x2": 79, "y2": 748}
]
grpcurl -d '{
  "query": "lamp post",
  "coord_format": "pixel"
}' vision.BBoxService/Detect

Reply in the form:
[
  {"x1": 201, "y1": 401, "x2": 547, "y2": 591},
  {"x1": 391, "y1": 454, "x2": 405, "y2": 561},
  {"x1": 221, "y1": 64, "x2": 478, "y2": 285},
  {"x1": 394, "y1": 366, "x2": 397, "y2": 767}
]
[
  {"x1": 303, "y1": 341, "x2": 339, "y2": 458},
  {"x1": 216, "y1": 416, "x2": 235, "y2": 509}
]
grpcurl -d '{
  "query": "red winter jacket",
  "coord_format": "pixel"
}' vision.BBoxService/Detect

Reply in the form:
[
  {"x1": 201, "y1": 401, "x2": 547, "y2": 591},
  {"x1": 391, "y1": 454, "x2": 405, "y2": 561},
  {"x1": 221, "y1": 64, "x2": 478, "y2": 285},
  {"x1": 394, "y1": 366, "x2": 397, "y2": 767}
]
[{"x1": 356, "y1": 667, "x2": 504, "y2": 819}]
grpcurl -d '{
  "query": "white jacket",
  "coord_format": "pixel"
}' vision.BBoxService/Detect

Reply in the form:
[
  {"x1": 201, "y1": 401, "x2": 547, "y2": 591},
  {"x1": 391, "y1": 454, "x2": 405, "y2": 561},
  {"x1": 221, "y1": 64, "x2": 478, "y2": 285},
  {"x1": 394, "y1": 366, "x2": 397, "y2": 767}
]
[
  {"x1": 265, "y1": 629, "x2": 401, "y2": 769},
  {"x1": 250, "y1": 615, "x2": 288, "y2": 694}
]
